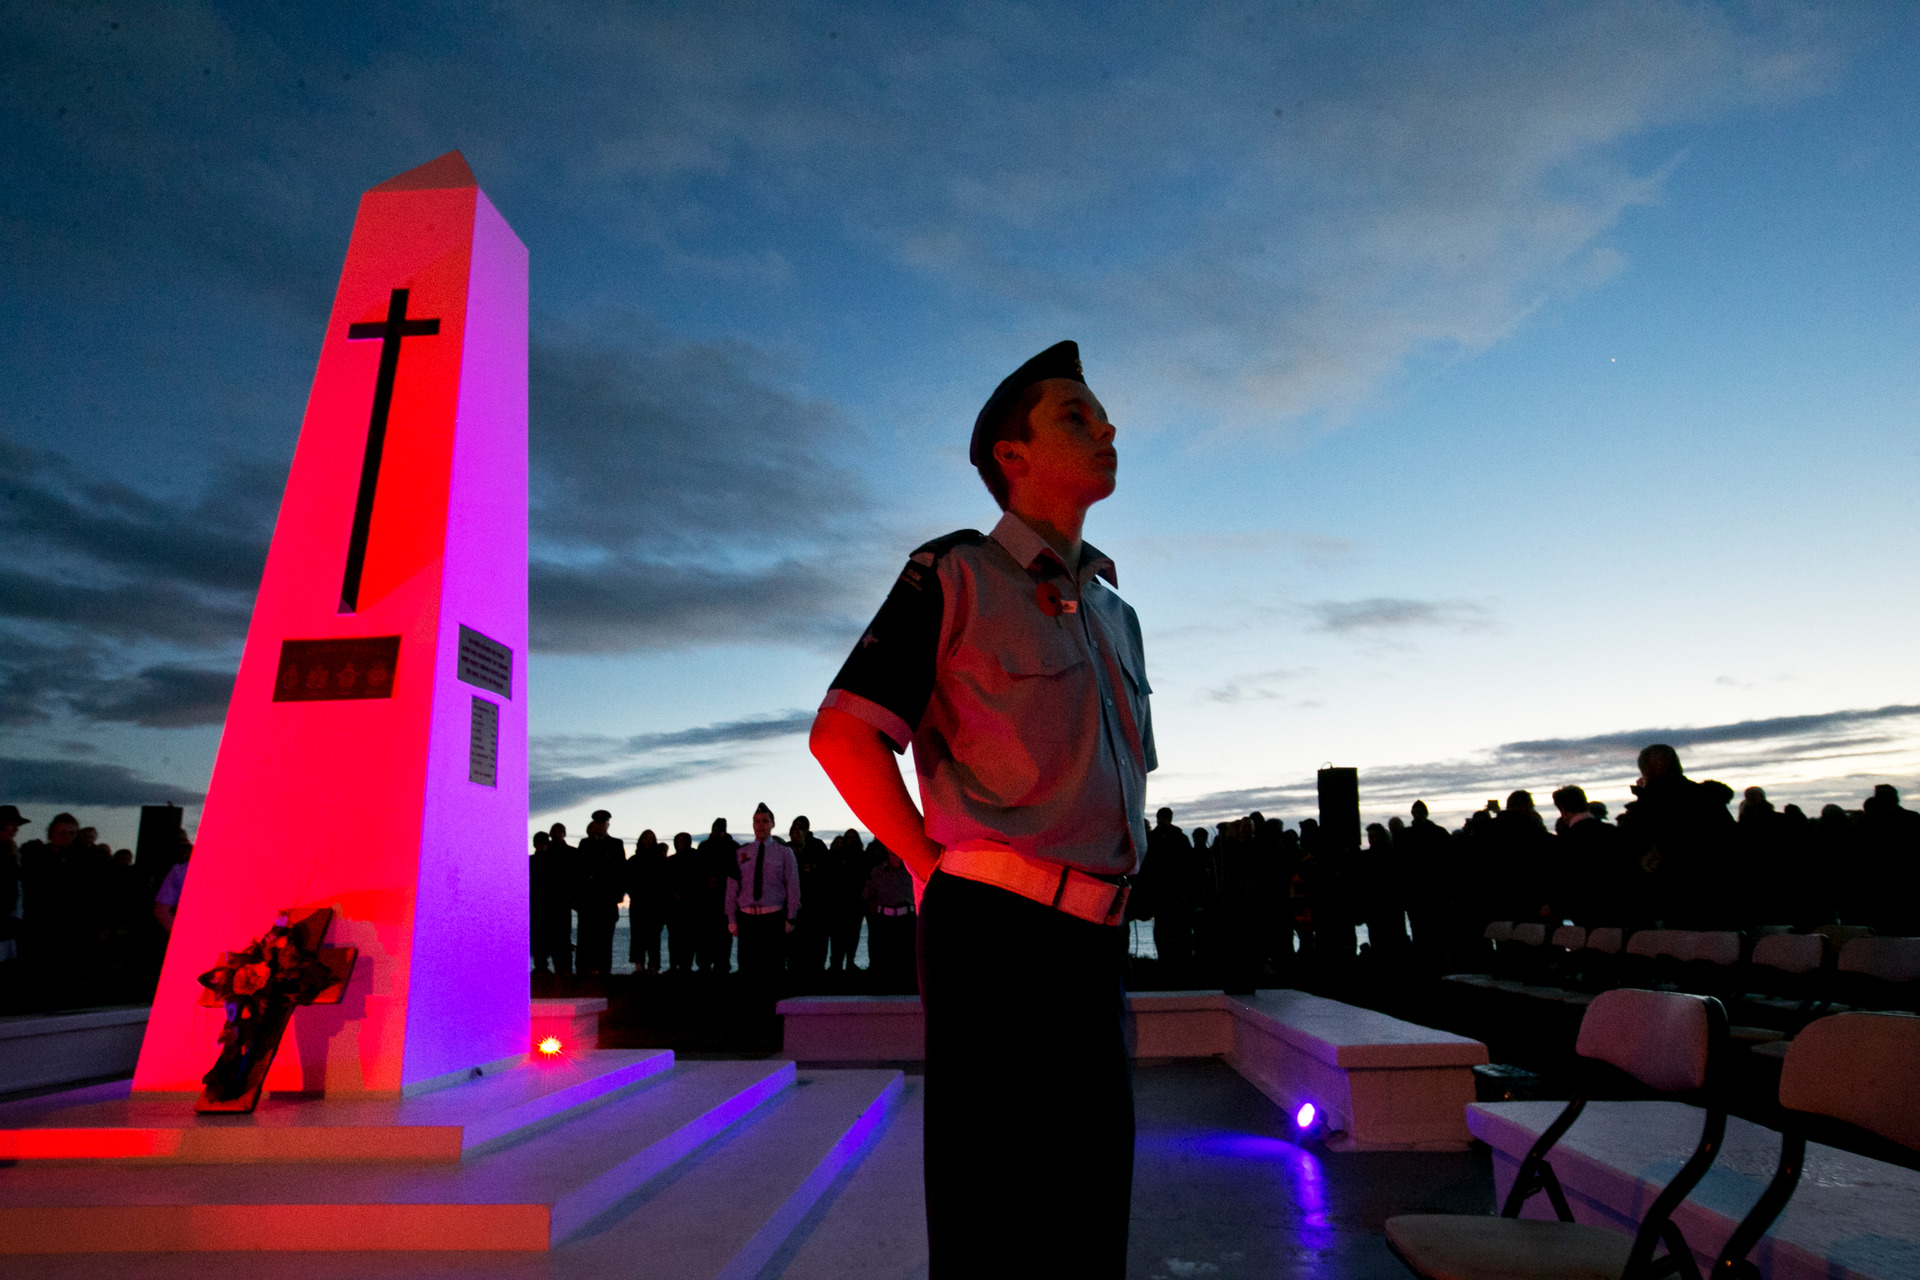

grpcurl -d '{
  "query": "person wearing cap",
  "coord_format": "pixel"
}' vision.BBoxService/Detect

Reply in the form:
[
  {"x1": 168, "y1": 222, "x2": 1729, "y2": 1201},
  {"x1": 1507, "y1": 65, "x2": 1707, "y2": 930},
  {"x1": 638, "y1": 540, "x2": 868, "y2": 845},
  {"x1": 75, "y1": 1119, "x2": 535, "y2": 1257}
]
[
  {"x1": 724, "y1": 803, "x2": 801, "y2": 994},
  {"x1": 811, "y1": 340, "x2": 1151, "y2": 1276},
  {"x1": 576, "y1": 810, "x2": 625, "y2": 977}
]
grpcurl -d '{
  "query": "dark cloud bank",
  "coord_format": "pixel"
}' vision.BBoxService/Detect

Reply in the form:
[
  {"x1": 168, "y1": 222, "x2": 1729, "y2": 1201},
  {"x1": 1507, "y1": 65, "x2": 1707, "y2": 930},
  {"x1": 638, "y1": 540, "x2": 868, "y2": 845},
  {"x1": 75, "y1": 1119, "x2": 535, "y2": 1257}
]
[{"x1": 0, "y1": 326, "x2": 872, "y2": 807}]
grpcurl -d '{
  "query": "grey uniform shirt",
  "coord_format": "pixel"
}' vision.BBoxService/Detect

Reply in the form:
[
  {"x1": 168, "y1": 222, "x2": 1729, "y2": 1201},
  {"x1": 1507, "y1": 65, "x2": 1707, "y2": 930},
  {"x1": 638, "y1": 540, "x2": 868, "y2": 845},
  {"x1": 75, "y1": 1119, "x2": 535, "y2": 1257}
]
[
  {"x1": 724, "y1": 839, "x2": 802, "y2": 921},
  {"x1": 820, "y1": 511, "x2": 1156, "y2": 876}
]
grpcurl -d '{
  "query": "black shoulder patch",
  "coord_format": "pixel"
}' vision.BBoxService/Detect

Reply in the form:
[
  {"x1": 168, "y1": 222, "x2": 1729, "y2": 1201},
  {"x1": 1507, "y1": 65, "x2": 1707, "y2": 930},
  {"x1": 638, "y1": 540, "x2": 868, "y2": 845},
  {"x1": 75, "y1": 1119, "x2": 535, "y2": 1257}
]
[{"x1": 910, "y1": 529, "x2": 987, "y2": 563}]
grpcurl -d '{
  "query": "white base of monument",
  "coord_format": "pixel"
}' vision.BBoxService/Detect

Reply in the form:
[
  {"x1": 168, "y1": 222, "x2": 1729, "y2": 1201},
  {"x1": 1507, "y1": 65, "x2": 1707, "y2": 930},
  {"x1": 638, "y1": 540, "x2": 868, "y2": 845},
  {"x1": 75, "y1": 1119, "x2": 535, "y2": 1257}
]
[
  {"x1": 0, "y1": 1052, "x2": 907, "y2": 1256},
  {"x1": 1473, "y1": 1100, "x2": 1920, "y2": 1280},
  {"x1": 777, "y1": 989, "x2": 1487, "y2": 1151}
]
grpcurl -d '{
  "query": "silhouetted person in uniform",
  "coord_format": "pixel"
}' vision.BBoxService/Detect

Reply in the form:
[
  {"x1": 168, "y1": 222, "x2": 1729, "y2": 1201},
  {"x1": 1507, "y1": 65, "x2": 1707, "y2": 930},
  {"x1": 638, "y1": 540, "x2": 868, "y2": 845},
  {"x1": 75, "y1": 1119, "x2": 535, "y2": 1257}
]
[
  {"x1": 826, "y1": 829, "x2": 868, "y2": 975},
  {"x1": 811, "y1": 341, "x2": 1150, "y2": 1277},
  {"x1": 1552, "y1": 785, "x2": 1626, "y2": 926},
  {"x1": 1143, "y1": 808, "x2": 1193, "y2": 978},
  {"x1": 529, "y1": 830, "x2": 571, "y2": 977},
  {"x1": 863, "y1": 848, "x2": 916, "y2": 993},
  {"x1": 1859, "y1": 784, "x2": 1920, "y2": 935},
  {"x1": 1361, "y1": 821, "x2": 1407, "y2": 961},
  {"x1": 627, "y1": 829, "x2": 667, "y2": 974},
  {"x1": 726, "y1": 803, "x2": 799, "y2": 1001},
  {"x1": 699, "y1": 819, "x2": 739, "y2": 975},
  {"x1": 576, "y1": 810, "x2": 625, "y2": 976},
  {"x1": 787, "y1": 816, "x2": 832, "y2": 982},
  {"x1": 665, "y1": 832, "x2": 702, "y2": 972},
  {"x1": 1619, "y1": 744, "x2": 1735, "y2": 928},
  {"x1": 1398, "y1": 800, "x2": 1453, "y2": 970}
]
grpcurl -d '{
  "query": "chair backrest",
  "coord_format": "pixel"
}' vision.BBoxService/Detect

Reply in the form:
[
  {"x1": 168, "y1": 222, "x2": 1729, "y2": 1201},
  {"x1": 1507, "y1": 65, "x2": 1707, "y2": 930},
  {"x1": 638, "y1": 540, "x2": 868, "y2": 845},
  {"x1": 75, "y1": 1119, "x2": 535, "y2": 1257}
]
[
  {"x1": 1551, "y1": 925, "x2": 1586, "y2": 951},
  {"x1": 1483, "y1": 920, "x2": 1515, "y2": 943},
  {"x1": 1584, "y1": 926, "x2": 1623, "y2": 955},
  {"x1": 1689, "y1": 931, "x2": 1740, "y2": 968},
  {"x1": 1752, "y1": 932, "x2": 1825, "y2": 975},
  {"x1": 1837, "y1": 936, "x2": 1920, "y2": 983},
  {"x1": 1625, "y1": 928, "x2": 1667, "y2": 958},
  {"x1": 1509, "y1": 922, "x2": 1547, "y2": 948},
  {"x1": 1575, "y1": 989, "x2": 1719, "y2": 1093},
  {"x1": 1814, "y1": 923, "x2": 1874, "y2": 947},
  {"x1": 1780, "y1": 1013, "x2": 1920, "y2": 1153}
]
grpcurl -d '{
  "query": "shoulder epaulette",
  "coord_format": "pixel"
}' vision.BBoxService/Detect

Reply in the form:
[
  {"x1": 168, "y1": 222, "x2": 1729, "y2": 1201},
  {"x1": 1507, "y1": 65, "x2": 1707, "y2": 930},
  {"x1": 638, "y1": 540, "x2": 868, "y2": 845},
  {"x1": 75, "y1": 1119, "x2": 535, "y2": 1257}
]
[{"x1": 908, "y1": 529, "x2": 987, "y2": 565}]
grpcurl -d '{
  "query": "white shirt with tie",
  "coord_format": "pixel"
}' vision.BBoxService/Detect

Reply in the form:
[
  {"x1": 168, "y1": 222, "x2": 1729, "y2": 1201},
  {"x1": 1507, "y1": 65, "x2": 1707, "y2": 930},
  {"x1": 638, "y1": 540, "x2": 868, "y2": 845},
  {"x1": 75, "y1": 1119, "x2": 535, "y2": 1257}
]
[{"x1": 725, "y1": 838, "x2": 802, "y2": 922}]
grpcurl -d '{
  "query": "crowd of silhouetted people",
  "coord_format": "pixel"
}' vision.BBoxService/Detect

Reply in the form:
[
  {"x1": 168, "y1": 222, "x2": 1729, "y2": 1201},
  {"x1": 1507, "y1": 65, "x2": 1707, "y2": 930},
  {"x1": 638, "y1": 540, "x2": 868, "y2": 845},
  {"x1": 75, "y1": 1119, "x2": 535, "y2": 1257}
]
[
  {"x1": 0, "y1": 805, "x2": 191, "y2": 1013},
  {"x1": 526, "y1": 746, "x2": 1920, "y2": 1001},
  {"x1": 7, "y1": 740, "x2": 1914, "y2": 1016},
  {"x1": 529, "y1": 806, "x2": 919, "y2": 996},
  {"x1": 1131, "y1": 745, "x2": 1920, "y2": 994}
]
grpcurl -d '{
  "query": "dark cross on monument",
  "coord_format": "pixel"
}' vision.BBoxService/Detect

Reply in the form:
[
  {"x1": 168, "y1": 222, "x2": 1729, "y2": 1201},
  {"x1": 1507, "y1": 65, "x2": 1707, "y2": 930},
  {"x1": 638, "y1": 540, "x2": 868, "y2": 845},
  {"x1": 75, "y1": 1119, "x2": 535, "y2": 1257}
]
[{"x1": 340, "y1": 288, "x2": 441, "y2": 613}]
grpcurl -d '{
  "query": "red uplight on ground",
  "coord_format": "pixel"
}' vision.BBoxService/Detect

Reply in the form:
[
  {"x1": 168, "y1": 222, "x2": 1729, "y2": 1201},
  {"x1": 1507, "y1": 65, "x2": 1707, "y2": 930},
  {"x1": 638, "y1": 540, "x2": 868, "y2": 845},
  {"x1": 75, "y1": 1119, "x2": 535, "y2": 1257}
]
[{"x1": 538, "y1": 1036, "x2": 563, "y2": 1057}]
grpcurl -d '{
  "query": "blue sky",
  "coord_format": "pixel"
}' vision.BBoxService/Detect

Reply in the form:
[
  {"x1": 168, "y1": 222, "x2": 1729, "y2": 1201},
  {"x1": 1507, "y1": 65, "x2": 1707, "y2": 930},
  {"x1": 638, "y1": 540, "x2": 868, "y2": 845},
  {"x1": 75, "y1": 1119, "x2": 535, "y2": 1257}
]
[{"x1": 3, "y1": 1, "x2": 1916, "y2": 848}]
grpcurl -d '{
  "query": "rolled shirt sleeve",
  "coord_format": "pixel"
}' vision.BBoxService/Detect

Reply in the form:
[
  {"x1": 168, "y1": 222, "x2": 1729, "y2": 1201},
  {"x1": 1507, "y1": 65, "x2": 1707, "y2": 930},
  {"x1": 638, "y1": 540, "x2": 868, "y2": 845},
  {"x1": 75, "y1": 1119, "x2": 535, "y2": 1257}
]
[{"x1": 820, "y1": 551, "x2": 944, "y2": 751}]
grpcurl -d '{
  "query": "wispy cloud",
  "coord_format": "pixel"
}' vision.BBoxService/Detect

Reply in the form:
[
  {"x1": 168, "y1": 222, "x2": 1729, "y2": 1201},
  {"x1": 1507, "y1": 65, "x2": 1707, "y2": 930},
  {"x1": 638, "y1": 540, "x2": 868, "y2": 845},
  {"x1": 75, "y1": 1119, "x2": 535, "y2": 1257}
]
[
  {"x1": 1168, "y1": 701, "x2": 1920, "y2": 826},
  {"x1": 1202, "y1": 668, "x2": 1301, "y2": 705},
  {"x1": 529, "y1": 710, "x2": 814, "y2": 816},
  {"x1": 1307, "y1": 597, "x2": 1490, "y2": 635},
  {"x1": 1499, "y1": 704, "x2": 1920, "y2": 763}
]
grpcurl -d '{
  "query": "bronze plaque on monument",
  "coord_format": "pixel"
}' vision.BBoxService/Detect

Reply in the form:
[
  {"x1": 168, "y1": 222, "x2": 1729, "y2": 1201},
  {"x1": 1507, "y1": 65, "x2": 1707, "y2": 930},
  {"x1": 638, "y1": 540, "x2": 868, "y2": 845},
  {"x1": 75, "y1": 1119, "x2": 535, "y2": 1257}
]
[
  {"x1": 273, "y1": 636, "x2": 402, "y2": 702},
  {"x1": 457, "y1": 624, "x2": 512, "y2": 698}
]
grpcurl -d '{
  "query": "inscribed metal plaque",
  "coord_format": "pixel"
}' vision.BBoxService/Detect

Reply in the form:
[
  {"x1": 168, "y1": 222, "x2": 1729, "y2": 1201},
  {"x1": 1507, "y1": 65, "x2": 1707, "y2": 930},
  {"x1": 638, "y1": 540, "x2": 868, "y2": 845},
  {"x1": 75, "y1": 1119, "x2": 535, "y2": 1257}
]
[
  {"x1": 273, "y1": 636, "x2": 402, "y2": 702},
  {"x1": 469, "y1": 696, "x2": 499, "y2": 787},
  {"x1": 457, "y1": 625, "x2": 512, "y2": 698}
]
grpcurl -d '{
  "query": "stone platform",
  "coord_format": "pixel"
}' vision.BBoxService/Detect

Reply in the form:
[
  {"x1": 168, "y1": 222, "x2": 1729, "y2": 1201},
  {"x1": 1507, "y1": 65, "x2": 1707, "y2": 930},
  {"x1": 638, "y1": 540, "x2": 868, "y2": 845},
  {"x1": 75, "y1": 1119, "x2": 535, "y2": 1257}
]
[
  {"x1": 0, "y1": 1052, "x2": 908, "y2": 1255},
  {"x1": 4, "y1": 1058, "x2": 1493, "y2": 1279},
  {"x1": 0, "y1": 1048, "x2": 671, "y2": 1163},
  {"x1": 1473, "y1": 1099, "x2": 1920, "y2": 1280},
  {"x1": 779, "y1": 989, "x2": 1487, "y2": 1151}
]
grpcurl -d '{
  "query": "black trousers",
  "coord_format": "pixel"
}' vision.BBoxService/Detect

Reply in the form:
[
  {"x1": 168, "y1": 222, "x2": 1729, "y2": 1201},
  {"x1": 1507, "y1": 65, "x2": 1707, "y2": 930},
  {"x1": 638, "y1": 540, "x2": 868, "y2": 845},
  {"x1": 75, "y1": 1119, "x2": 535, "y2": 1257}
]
[
  {"x1": 735, "y1": 911, "x2": 787, "y2": 986},
  {"x1": 919, "y1": 871, "x2": 1133, "y2": 1278},
  {"x1": 577, "y1": 904, "x2": 618, "y2": 975},
  {"x1": 629, "y1": 914, "x2": 664, "y2": 970}
]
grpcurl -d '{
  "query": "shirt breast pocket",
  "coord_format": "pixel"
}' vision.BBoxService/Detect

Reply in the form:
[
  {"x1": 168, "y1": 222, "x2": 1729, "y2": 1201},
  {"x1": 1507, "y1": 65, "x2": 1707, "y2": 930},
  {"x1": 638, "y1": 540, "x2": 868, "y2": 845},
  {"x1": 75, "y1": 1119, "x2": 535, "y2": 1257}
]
[
  {"x1": 1114, "y1": 644, "x2": 1151, "y2": 698},
  {"x1": 994, "y1": 641, "x2": 1087, "y2": 681}
]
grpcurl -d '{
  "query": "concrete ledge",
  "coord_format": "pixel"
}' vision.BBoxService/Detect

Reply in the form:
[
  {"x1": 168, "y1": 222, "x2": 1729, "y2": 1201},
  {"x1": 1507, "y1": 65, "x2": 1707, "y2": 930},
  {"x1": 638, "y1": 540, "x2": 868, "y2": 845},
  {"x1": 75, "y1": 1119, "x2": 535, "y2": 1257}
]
[
  {"x1": 1225, "y1": 991, "x2": 1486, "y2": 1151},
  {"x1": 779, "y1": 988, "x2": 1486, "y2": 1151},
  {"x1": 531, "y1": 997, "x2": 606, "y2": 1055},
  {"x1": 779, "y1": 997, "x2": 927, "y2": 1062},
  {"x1": 0, "y1": 1006, "x2": 149, "y2": 1096},
  {"x1": 1472, "y1": 1099, "x2": 1920, "y2": 1280}
]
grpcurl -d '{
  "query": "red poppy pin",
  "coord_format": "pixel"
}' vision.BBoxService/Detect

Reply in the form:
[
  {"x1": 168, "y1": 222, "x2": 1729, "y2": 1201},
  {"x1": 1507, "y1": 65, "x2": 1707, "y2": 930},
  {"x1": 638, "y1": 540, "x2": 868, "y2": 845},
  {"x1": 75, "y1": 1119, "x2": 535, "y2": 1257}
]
[{"x1": 1035, "y1": 583, "x2": 1078, "y2": 617}]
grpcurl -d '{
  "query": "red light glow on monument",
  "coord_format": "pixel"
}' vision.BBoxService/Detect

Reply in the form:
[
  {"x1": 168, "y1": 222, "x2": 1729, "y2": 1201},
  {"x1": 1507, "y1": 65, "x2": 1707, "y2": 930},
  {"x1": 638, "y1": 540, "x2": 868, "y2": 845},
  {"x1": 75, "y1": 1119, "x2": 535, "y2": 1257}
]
[
  {"x1": 132, "y1": 151, "x2": 530, "y2": 1098},
  {"x1": 538, "y1": 1036, "x2": 563, "y2": 1057}
]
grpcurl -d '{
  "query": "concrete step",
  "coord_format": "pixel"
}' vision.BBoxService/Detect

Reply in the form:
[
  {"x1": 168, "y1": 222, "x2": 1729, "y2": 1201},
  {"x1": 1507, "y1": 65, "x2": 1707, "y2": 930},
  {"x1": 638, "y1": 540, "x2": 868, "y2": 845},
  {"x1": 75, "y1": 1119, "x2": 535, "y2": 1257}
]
[
  {"x1": 554, "y1": 1067, "x2": 904, "y2": 1280},
  {"x1": 768, "y1": 1077, "x2": 927, "y2": 1280},
  {"x1": 0, "y1": 1048, "x2": 675, "y2": 1163},
  {"x1": 0, "y1": 1056, "x2": 796, "y2": 1251}
]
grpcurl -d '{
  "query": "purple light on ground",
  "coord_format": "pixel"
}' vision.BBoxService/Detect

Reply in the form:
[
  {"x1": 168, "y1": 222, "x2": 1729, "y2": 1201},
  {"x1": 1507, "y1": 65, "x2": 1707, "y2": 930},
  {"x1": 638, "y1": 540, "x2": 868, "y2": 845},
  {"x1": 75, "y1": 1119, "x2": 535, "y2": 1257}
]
[{"x1": 1295, "y1": 1102, "x2": 1316, "y2": 1129}]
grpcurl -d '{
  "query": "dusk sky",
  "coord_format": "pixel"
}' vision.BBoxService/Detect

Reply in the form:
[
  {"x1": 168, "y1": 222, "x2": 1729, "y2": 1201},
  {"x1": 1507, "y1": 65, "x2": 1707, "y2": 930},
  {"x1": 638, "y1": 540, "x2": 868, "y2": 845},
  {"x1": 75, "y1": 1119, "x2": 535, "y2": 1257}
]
[{"x1": 4, "y1": 2, "x2": 1917, "y2": 850}]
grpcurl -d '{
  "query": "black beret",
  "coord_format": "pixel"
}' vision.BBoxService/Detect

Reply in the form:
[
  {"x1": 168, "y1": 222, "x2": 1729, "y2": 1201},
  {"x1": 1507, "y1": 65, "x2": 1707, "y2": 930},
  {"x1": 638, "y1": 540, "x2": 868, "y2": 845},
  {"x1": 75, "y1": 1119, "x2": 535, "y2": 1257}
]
[{"x1": 969, "y1": 341, "x2": 1086, "y2": 466}]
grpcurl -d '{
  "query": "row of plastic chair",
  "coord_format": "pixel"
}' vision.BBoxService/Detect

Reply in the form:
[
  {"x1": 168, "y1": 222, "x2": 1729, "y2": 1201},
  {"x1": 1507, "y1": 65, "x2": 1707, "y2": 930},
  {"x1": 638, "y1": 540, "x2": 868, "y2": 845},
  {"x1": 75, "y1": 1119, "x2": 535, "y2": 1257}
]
[
  {"x1": 1386, "y1": 989, "x2": 1920, "y2": 1280},
  {"x1": 1463, "y1": 923, "x2": 1920, "y2": 1013}
]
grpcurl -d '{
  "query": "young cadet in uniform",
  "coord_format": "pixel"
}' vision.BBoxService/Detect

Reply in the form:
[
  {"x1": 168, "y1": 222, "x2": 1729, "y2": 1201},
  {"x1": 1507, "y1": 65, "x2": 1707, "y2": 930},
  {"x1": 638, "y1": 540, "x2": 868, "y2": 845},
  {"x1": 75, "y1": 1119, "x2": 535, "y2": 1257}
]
[{"x1": 811, "y1": 341, "x2": 1153, "y2": 1277}]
